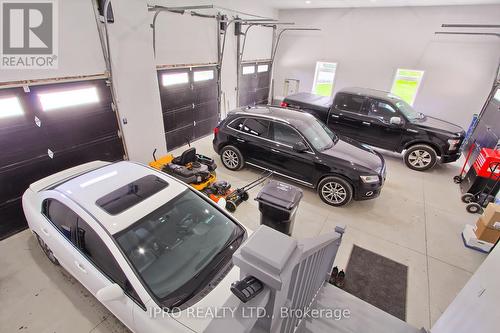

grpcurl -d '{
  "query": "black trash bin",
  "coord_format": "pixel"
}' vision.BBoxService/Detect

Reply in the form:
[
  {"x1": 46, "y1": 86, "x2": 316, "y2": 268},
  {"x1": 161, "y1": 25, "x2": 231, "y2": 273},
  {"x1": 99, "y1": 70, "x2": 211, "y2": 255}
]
[{"x1": 255, "y1": 181, "x2": 303, "y2": 236}]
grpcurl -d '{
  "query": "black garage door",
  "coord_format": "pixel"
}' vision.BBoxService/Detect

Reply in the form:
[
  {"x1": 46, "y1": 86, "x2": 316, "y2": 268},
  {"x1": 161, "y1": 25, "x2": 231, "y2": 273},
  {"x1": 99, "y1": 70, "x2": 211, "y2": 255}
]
[
  {"x1": 239, "y1": 61, "x2": 272, "y2": 107},
  {"x1": 0, "y1": 79, "x2": 125, "y2": 240},
  {"x1": 157, "y1": 65, "x2": 219, "y2": 150}
]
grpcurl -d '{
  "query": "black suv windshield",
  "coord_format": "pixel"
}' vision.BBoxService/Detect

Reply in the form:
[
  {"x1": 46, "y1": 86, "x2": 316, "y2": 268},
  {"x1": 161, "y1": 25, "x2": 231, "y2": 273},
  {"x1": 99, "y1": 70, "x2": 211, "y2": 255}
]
[
  {"x1": 395, "y1": 100, "x2": 421, "y2": 121},
  {"x1": 297, "y1": 118, "x2": 337, "y2": 151},
  {"x1": 114, "y1": 189, "x2": 244, "y2": 308}
]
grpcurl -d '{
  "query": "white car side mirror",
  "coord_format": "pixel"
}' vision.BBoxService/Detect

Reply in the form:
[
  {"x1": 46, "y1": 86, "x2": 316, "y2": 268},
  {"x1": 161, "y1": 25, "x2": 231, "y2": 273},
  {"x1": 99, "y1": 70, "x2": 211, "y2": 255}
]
[
  {"x1": 390, "y1": 116, "x2": 402, "y2": 125},
  {"x1": 96, "y1": 283, "x2": 124, "y2": 302},
  {"x1": 217, "y1": 197, "x2": 227, "y2": 209}
]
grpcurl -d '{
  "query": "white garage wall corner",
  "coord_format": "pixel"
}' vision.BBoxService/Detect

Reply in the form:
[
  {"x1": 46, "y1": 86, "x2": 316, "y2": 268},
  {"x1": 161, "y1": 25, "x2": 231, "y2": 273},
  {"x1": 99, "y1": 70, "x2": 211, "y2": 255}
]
[
  {"x1": 106, "y1": 0, "x2": 167, "y2": 163},
  {"x1": 0, "y1": 0, "x2": 106, "y2": 83},
  {"x1": 431, "y1": 243, "x2": 500, "y2": 333},
  {"x1": 274, "y1": 5, "x2": 500, "y2": 128}
]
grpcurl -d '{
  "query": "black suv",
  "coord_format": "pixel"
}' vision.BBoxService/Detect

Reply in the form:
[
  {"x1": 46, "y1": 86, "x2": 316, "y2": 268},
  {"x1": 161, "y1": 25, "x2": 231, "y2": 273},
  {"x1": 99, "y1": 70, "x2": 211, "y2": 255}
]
[
  {"x1": 282, "y1": 87, "x2": 465, "y2": 171},
  {"x1": 213, "y1": 106, "x2": 386, "y2": 206}
]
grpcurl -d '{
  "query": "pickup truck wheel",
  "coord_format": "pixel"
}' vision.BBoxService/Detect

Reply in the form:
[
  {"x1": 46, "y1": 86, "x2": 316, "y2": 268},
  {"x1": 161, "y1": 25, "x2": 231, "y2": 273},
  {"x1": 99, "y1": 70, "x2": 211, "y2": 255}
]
[
  {"x1": 404, "y1": 144, "x2": 437, "y2": 171},
  {"x1": 35, "y1": 233, "x2": 59, "y2": 266},
  {"x1": 318, "y1": 177, "x2": 353, "y2": 206},
  {"x1": 220, "y1": 145, "x2": 244, "y2": 171}
]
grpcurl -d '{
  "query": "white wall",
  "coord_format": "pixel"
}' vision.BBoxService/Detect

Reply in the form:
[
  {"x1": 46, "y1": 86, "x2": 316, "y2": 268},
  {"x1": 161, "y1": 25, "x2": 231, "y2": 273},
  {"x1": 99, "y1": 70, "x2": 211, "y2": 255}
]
[
  {"x1": 0, "y1": 0, "x2": 105, "y2": 82},
  {"x1": 431, "y1": 242, "x2": 500, "y2": 332},
  {"x1": 274, "y1": 5, "x2": 500, "y2": 128}
]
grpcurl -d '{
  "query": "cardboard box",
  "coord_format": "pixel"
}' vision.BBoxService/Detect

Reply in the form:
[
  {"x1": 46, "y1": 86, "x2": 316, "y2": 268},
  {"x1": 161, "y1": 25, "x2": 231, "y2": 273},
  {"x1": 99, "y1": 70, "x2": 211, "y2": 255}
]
[
  {"x1": 474, "y1": 216, "x2": 500, "y2": 244},
  {"x1": 482, "y1": 203, "x2": 500, "y2": 229}
]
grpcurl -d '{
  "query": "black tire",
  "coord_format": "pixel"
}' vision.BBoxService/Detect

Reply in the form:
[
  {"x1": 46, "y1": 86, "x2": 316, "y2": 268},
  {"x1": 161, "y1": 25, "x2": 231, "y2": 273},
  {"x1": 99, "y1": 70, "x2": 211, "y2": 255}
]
[
  {"x1": 317, "y1": 176, "x2": 353, "y2": 207},
  {"x1": 35, "y1": 233, "x2": 59, "y2": 265},
  {"x1": 220, "y1": 145, "x2": 244, "y2": 171},
  {"x1": 241, "y1": 192, "x2": 249, "y2": 201},
  {"x1": 466, "y1": 203, "x2": 483, "y2": 214},
  {"x1": 404, "y1": 144, "x2": 438, "y2": 171},
  {"x1": 226, "y1": 200, "x2": 237, "y2": 212},
  {"x1": 461, "y1": 193, "x2": 476, "y2": 203}
]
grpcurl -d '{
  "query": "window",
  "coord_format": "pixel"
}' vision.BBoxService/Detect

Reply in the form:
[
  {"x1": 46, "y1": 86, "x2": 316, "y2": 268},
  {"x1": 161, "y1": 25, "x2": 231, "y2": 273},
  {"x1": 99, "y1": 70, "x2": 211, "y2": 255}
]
[
  {"x1": 228, "y1": 118, "x2": 245, "y2": 131},
  {"x1": 296, "y1": 118, "x2": 336, "y2": 151},
  {"x1": 334, "y1": 93, "x2": 366, "y2": 114},
  {"x1": 96, "y1": 175, "x2": 169, "y2": 215},
  {"x1": 368, "y1": 100, "x2": 397, "y2": 121},
  {"x1": 312, "y1": 62, "x2": 337, "y2": 97},
  {"x1": 193, "y1": 70, "x2": 214, "y2": 82},
  {"x1": 272, "y1": 122, "x2": 304, "y2": 147},
  {"x1": 242, "y1": 65, "x2": 255, "y2": 75},
  {"x1": 257, "y1": 64, "x2": 269, "y2": 73},
  {"x1": 75, "y1": 217, "x2": 143, "y2": 306},
  {"x1": 391, "y1": 69, "x2": 424, "y2": 106},
  {"x1": 241, "y1": 118, "x2": 270, "y2": 137},
  {"x1": 38, "y1": 87, "x2": 99, "y2": 111},
  {"x1": 44, "y1": 200, "x2": 78, "y2": 240},
  {"x1": 162, "y1": 72, "x2": 189, "y2": 86},
  {"x1": 0, "y1": 96, "x2": 24, "y2": 118},
  {"x1": 114, "y1": 189, "x2": 243, "y2": 307},
  {"x1": 494, "y1": 88, "x2": 500, "y2": 102}
]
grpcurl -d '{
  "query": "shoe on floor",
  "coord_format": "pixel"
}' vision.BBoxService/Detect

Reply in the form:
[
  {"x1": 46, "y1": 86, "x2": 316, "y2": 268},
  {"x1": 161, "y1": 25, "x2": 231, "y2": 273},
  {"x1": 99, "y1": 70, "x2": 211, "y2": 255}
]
[
  {"x1": 329, "y1": 266, "x2": 339, "y2": 285},
  {"x1": 334, "y1": 270, "x2": 345, "y2": 288}
]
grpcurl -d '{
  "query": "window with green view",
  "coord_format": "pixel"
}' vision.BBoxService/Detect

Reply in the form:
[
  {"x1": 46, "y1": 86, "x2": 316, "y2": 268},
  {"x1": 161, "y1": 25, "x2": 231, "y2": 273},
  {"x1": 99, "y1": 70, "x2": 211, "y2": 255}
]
[
  {"x1": 312, "y1": 62, "x2": 337, "y2": 97},
  {"x1": 390, "y1": 69, "x2": 424, "y2": 106}
]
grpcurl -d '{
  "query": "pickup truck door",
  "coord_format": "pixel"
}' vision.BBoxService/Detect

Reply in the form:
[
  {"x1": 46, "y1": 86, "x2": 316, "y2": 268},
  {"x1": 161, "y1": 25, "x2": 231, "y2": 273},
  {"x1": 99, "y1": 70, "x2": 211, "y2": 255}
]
[
  {"x1": 362, "y1": 98, "x2": 404, "y2": 151},
  {"x1": 327, "y1": 93, "x2": 369, "y2": 142}
]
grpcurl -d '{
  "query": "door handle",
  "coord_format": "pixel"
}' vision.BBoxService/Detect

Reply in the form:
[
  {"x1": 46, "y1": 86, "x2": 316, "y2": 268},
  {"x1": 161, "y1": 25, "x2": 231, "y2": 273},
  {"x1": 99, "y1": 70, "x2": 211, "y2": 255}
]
[
  {"x1": 271, "y1": 148, "x2": 279, "y2": 153},
  {"x1": 75, "y1": 261, "x2": 87, "y2": 274},
  {"x1": 362, "y1": 121, "x2": 371, "y2": 126},
  {"x1": 41, "y1": 228, "x2": 50, "y2": 236},
  {"x1": 406, "y1": 128, "x2": 419, "y2": 133},
  {"x1": 236, "y1": 138, "x2": 245, "y2": 143},
  {"x1": 330, "y1": 114, "x2": 340, "y2": 118}
]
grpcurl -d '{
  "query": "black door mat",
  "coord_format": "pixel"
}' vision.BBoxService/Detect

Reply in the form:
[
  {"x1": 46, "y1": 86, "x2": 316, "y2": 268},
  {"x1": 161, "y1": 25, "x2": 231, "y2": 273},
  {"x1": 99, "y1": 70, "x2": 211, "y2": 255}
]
[{"x1": 343, "y1": 245, "x2": 408, "y2": 321}]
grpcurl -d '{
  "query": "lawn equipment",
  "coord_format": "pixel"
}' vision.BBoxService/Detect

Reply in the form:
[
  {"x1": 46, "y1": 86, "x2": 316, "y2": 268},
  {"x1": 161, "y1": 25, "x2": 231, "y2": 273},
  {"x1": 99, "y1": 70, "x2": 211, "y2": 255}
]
[
  {"x1": 149, "y1": 148, "x2": 217, "y2": 191},
  {"x1": 204, "y1": 171, "x2": 273, "y2": 212}
]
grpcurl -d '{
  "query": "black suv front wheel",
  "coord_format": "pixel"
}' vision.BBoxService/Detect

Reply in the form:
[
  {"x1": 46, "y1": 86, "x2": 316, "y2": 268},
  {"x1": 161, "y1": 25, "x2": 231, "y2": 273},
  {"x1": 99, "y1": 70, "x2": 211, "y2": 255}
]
[
  {"x1": 318, "y1": 176, "x2": 353, "y2": 206},
  {"x1": 404, "y1": 144, "x2": 437, "y2": 171},
  {"x1": 220, "y1": 145, "x2": 245, "y2": 171}
]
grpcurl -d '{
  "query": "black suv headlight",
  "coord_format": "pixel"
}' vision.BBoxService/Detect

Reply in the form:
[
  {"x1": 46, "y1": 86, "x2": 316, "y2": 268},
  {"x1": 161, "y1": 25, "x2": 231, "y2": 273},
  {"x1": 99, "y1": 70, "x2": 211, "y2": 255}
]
[
  {"x1": 447, "y1": 138, "x2": 461, "y2": 152},
  {"x1": 360, "y1": 175, "x2": 379, "y2": 183}
]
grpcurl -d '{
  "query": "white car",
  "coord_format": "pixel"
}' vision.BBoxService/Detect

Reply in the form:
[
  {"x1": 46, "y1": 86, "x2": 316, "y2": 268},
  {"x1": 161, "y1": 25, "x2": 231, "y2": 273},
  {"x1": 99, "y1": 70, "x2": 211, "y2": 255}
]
[{"x1": 23, "y1": 161, "x2": 247, "y2": 333}]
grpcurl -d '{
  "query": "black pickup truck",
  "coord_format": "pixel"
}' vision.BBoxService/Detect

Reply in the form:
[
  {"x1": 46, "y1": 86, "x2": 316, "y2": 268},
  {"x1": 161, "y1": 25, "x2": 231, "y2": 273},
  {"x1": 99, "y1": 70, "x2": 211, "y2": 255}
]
[{"x1": 281, "y1": 87, "x2": 465, "y2": 171}]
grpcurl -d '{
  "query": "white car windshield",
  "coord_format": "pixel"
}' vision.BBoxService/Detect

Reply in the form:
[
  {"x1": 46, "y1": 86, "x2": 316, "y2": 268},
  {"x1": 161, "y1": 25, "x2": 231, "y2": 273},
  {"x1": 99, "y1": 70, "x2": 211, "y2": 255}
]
[{"x1": 114, "y1": 189, "x2": 243, "y2": 308}]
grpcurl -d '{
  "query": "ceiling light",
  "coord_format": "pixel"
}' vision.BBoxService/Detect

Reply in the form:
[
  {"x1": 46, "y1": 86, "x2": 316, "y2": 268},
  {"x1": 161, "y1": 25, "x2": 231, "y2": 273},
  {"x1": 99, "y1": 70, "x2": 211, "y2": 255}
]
[
  {"x1": 39, "y1": 87, "x2": 99, "y2": 111},
  {"x1": 305, "y1": 1, "x2": 311, "y2": 4},
  {"x1": 0, "y1": 96, "x2": 24, "y2": 118}
]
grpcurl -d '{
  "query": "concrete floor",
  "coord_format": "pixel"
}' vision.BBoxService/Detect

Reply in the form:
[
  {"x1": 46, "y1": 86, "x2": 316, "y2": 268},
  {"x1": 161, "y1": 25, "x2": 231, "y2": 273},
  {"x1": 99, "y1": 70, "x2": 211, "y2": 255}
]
[{"x1": 0, "y1": 135, "x2": 487, "y2": 332}]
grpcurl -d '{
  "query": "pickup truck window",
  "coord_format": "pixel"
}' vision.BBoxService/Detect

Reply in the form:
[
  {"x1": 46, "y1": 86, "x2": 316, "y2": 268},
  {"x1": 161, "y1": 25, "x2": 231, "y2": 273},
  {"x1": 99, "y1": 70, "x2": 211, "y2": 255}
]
[
  {"x1": 395, "y1": 100, "x2": 421, "y2": 121},
  {"x1": 334, "y1": 93, "x2": 366, "y2": 114},
  {"x1": 368, "y1": 100, "x2": 397, "y2": 121}
]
